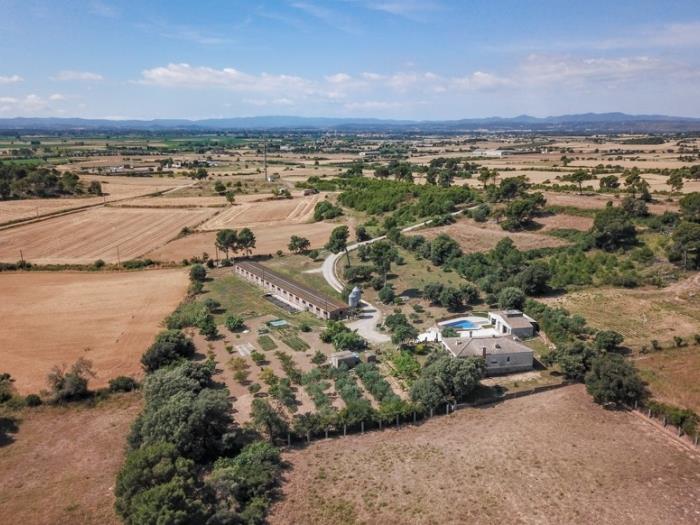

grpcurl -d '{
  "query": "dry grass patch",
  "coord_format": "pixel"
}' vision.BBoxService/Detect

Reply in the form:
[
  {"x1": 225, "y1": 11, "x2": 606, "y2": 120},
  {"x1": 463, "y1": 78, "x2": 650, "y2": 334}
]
[
  {"x1": 0, "y1": 269, "x2": 188, "y2": 393},
  {"x1": 270, "y1": 385, "x2": 700, "y2": 525}
]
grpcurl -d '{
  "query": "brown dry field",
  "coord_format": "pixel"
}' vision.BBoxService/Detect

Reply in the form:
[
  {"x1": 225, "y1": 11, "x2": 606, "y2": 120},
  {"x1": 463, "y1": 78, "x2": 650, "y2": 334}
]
[
  {"x1": 200, "y1": 193, "x2": 324, "y2": 230},
  {"x1": 145, "y1": 220, "x2": 341, "y2": 262},
  {"x1": 0, "y1": 270, "x2": 188, "y2": 394},
  {"x1": 111, "y1": 195, "x2": 228, "y2": 208},
  {"x1": 542, "y1": 191, "x2": 680, "y2": 214},
  {"x1": 0, "y1": 206, "x2": 216, "y2": 264},
  {"x1": 417, "y1": 219, "x2": 568, "y2": 253},
  {"x1": 269, "y1": 385, "x2": 700, "y2": 525},
  {"x1": 543, "y1": 274, "x2": 700, "y2": 349},
  {"x1": 0, "y1": 175, "x2": 189, "y2": 224},
  {"x1": 535, "y1": 213, "x2": 593, "y2": 232},
  {"x1": 635, "y1": 345, "x2": 700, "y2": 414},
  {"x1": 0, "y1": 393, "x2": 140, "y2": 525}
]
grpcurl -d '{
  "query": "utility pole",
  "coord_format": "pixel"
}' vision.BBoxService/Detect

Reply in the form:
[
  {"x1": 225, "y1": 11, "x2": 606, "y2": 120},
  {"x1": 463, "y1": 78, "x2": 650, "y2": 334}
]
[{"x1": 263, "y1": 138, "x2": 268, "y2": 182}]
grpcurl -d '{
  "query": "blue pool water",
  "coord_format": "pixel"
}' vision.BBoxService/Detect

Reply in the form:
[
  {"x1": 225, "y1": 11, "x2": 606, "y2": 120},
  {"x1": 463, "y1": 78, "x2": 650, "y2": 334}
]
[{"x1": 443, "y1": 319, "x2": 478, "y2": 330}]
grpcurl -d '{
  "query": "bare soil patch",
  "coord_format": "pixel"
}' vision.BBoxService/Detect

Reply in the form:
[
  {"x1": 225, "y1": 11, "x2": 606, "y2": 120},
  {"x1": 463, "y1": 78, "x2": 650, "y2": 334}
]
[
  {"x1": 535, "y1": 213, "x2": 593, "y2": 232},
  {"x1": 543, "y1": 191, "x2": 679, "y2": 214},
  {"x1": 0, "y1": 207, "x2": 216, "y2": 264},
  {"x1": 0, "y1": 270, "x2": 188, "y2": 393},
  {"x1": 418, "y1": 220, "x2": 567, "y2": 253},
  {"x1": 0, "y1": 393, "x2": 141, "y2": 525},
  {"x1": 270, "y1": 385, "x2": 700, "y2": 525}
]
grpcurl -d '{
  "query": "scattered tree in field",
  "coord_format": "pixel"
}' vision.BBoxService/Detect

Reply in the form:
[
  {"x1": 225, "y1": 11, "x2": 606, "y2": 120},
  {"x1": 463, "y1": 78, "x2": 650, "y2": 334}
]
[
  {"x1": 585, "y1": 354, "x2": 645, "y2": 406},
  {"x1": 215, "y1": 229, "x2": 237, "y2": 260},
  {"x1": 224, "y1": 314, "x2": 245, "y2": 332},
  {"x1": 366, "y1": 239, "x2": 398, "y2": 285},
  {"x1": 189, "y1": 264, "x2": 206, "y2": 282},
  {"x1": 668, "y1": 221, "x2": 700, "y2": 270},
  {"x1": 594, "y1": 330, "x2": 624, "y2": 352},
  {"x1": 679, "y1": 192, "x2": 700, "y2": 222},
  {"x1": 0, "y1": 372, "x2": 15, "y2": 403},
  {"x1": 325, "y1": 225, "x2": 351, "y2": 265},
  {"x1": 47, "y1": 357, "x2": 95, "y2": 402},
  {"x1": 411, "y1": 355, "x2": 484, "y2": 407},
  {"x1": 313, "y1": 200, "x2": 343, "y2": 221},
  {"x1": 667, "y1": 172, "x2": 684, "y2": 193},
  {"x1": 599, "y1": 175, "x2": 620, "y2": 190},
  {"x1": 87, "y1": 180, "x2": 103, "y2": 195},
  {"x1": 288, "y1": 235, "x2": 310, "y2": 254},
  {"x1": 224, "y1": 190, "x2": 235, "y2": 205},
  {"x1": 237, "y1": 228, "x2": 256, "y2": 256},
  {"x1": 378, "y1": 284, "x2": 395, "y2": 304}
]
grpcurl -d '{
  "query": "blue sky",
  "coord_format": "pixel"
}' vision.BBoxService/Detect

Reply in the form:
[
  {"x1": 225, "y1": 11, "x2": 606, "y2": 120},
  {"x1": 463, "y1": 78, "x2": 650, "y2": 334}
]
[{"x1": 1, "y1": 0, "x2": 699, "y2": 119}]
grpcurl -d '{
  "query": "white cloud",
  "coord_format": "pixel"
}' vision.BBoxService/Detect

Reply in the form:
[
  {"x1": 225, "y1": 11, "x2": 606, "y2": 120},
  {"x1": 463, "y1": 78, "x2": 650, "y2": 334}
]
[
  {"x1": 89, "y1": 1, "x2": 119, "y2": 18},
  {"x1": 326, "y1": 73, "x2": 352, "y2": 84},
  {"x1": 52, "y1": 70, "x2": 104, "y2": 81},
  {"x1": 0, "y1": 74, "x2": 23, "y2": 84},
  {"x1": 0, "y1": 94, "x2": 51, "y2": 115},
  {"x1": 49, "y1": 93, "x2": 66, "y2": 101},
  {"x1": 597, "y1": 21, "x2": 700, "y2": 50}
]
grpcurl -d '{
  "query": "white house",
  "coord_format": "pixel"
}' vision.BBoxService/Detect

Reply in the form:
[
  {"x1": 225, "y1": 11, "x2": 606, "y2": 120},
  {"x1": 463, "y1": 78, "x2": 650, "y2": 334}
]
[
  {"x1": 488, "y1": 310, "x2": 536, "y2": 339},
  {"x1": 441, "y1": 335, "x2": 534, "y2": 375}
]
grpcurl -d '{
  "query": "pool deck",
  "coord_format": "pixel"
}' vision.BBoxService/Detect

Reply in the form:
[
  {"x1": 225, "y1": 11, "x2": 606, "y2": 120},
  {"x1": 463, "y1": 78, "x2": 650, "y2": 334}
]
[{"x1": 419, "y1": 315, "x2": 495, "y2": 343}]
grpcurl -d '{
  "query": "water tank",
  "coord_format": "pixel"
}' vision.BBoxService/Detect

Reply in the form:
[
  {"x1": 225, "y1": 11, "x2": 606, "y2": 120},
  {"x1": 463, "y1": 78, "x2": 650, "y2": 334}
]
[{"x1": 348, "y1": 286, "x2": 362, "y2": 308}]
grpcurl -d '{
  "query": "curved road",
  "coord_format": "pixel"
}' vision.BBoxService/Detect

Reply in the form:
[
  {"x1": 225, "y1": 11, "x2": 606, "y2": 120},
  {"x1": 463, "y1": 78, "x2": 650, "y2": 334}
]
[{"x1": 321, "y1": 208, "x2": 472, "y2": 343}]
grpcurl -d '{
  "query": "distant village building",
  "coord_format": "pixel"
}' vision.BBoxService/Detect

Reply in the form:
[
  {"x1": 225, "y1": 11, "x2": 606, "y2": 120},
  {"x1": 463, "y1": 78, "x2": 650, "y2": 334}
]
[
  {"x1": 472, "y1": 149, "x2": 504, "y2": 158},
  {"x1": 441, "y1": 335, "x2": 534, "y2": 375},
  {"x1": 488, "y1": 310, "x2": 536, "y2": 338},
  {"x1": 233, "y1": 261, "x2": 348, "y2": 320}
]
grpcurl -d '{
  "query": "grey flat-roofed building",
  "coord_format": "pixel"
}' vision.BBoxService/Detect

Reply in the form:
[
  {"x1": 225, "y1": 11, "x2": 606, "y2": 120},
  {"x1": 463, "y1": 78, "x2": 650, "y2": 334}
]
[
  {"x1": 234, "y1": 261, "x2": 348, "y2": 320},
  {"x1": 488, "y1": 310, "x2": 536, "y2": 339},
  {"x1": 442, "y1": 335, "x2": 534, "y2": 375},
  {"x1": 330, "y1": 351, "x2": 360, "y2": 368}
]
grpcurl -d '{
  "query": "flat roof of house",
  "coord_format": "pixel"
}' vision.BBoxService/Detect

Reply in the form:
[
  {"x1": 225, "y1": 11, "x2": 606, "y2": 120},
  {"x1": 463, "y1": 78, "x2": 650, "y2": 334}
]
[
  {"x1": 235, "y1": 261, "x2": 347, "y2": 312},
  {"x1": 442, "y1": 336, "x2": 534, "y2": 358},
  {"x1": 490, "y1": 310, "x2": 534, "y2": 329}
]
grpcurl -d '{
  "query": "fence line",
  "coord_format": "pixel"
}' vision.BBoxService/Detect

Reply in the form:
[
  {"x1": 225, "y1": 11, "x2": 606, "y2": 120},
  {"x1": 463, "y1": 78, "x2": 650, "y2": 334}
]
[
  {"x1": 626, "y1": 401, "x2": 700, "y2": 450},
  {"x1": 282, "y1": 380, "x2": 574, "y2": 448}
]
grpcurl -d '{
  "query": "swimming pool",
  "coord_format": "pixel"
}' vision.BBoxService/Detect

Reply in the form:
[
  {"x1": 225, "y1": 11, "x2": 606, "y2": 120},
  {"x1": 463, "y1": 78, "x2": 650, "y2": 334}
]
[{"x1": 443, "y1": 319, "x2": 479, "y2": 330}]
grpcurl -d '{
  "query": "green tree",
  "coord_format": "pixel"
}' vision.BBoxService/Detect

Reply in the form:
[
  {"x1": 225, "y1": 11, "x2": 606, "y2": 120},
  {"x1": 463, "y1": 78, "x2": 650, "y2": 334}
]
[
  {"x1": 668, "y1": 221, "x2": 700, "y2": 270},
  {"x1": 592, "y1": 206, "x2": 636, "y2": 251},
  {"x1": 141, "y1": 330, "x2": 196, "y2": 373},
  {"x1": 215, "y1": 229, "x2": 237, "y2": 260},
  {"x1": 288, "y1": 235, "x2": 310, "y2": 254},
  {"x1": 679, "y1": 192, "x2": 700, "y2": 222},
  {"x1": 325, "y1": 225, "x2": 351, "y2": 265},
  {"x1": 225, "y1": 190, "x2": 236, "y2": 205},
  {"x1": 667, "y1": 172, "x2": 684, "y2": 194},
  {"x1": 367, "y1": 239, "x2": 398, "y2": 285},
  {"x1": 378, "y1": 284, "x2": 395, "y2": 304},
  {"x1": 189, "y1": 264, "x2": 206, "y2": 282},
  {"x1": 47, "y1": 358, "x2": 95, "y2": 402},
  {"x1": 498, "y1": 287, "x2": 525, "y2": 310},
  {"x1": 585, "y1": 354, "x2": 645, "y2": 406},
  {"x1": 564, "y1": 169, "x2": 592, "y2": 194},
  {"x1": 237, "y1": 228, "x2": 256, "y2": 257},
  {"x1": 250, "y1": 398, "x2": 289, "y2": 442},
  {"x1": 594, "y1": 330, "x2": 625, "y2": 352}
]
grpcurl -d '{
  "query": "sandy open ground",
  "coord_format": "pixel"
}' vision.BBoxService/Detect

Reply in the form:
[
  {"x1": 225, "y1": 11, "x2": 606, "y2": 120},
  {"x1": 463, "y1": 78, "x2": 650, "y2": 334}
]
[
  {"x1": 146, "y1": 221, "x2": 340, "y2": 262},
  {"x1": 417, "y1": 219, "x2": 567, "y2": 253},
  {"x1": 535, "y1": 213, "x2": 593, "y2": 231},
  {"x1": 200, "y1": 193, "x2": 323, "y2": 230},
  {"x1": 0, "y1": 393, "x2": 140, "y2": 525},
  {"x1": 543, "y1": 191, "x2": 680, "y2": 214},
  {"x1": 269, "y1": 385, "x2": 700, "y2": 525},
  {"x1": 0, "y1": 270, "x2": 188, "y2": 393},
  {"x1": 0, "y1": 207, "x2": 216, "y2": 264}
]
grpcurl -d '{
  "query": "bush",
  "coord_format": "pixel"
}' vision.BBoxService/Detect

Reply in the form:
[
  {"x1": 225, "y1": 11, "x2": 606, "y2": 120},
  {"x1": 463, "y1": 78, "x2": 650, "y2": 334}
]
[
  {"x1": 25, "y1": 393, "x2": 42, "y2": 407},
  {"x1": 307, "y1": 249, "x2": 319, "y2": 260},
  {"x1": 594, "y1": 330, "x2": 624, "y2": 352},
  {"x1": 141, "y1": 330, "x2": 196, "y2": 373},
  {"x1": 109, "y1": 376, "x2": 140, "y2": 393},
  {"x1": 471, "y1": 203, "x2": 490, "y2": 222},
  {"x1": 585, "y1": 354, "x2": 646, "y2": 406},
  {"x1": 498, "y1": 286, "x2": 525, "y2": 310},
  {"x1": 378, "y1": 284, "x2": 395, "y2": 304},
  {"x1": 225, "y1": 314, "x2": 245, "y2": 332},
  {"x1": 47, "y1": 358, "x2": 95, "y2": 402},
  {"x1": 313, "y1": 200, "x2": 343, "y2": 221},
  {"x1": 189, "y1": 264, "x2": 207, "y2": 282}
]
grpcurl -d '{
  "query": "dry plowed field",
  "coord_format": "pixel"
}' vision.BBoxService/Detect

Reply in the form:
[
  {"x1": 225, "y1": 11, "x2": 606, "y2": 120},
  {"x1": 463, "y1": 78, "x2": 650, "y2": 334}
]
[
  {"x1": 0, "y1": 270, "x2": 188, "y2": 393},
  {"x1": 543, "y1": 191, "x2": 679, "y2": 214},
  {"x1": 270, "y1": 385, "x2": 700, "y2": 525},
  {"x1": 200, "y1": 194, "x2": 322, "y2": 230},
  {"x1": 0, "y1": 393, "x2": 140, "y2": 525},
  {"x1": 146, "y1": 221, "x2": 340, "y2": 262},
  {"x1": 417, "y1": 220, "x2": 567, "y2": 253},
  {"x1": 0, "y1": 207, "x2": 216, "y2": 264}
]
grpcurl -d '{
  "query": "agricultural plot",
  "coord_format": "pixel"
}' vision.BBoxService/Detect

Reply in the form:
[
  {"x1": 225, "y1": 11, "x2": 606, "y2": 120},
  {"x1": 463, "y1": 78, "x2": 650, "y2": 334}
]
[
  {"x1": 543, "y1": 191, "x2": 680, "y2": 214},
  {"x1": 269, "y1": 385, "x2": 700, "y2": 525},
  {"x1": 199, "y1": 193, "x2": 323, "y2": 230},
  {"x1": 0, "y1": 206, "x2": 216, "y2": 264},
  {"x1": 0, "y1": 269, "x2": 188, "y2": 393},
  {"x1": 636, "y1": 345, "x2": 700, "y2": 414}
]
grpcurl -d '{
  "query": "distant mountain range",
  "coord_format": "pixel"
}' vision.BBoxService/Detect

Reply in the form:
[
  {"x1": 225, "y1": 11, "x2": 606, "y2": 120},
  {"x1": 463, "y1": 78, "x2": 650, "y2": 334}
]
[{"x1": 1, "y1": 113, "x2": 699, "y2": 133}]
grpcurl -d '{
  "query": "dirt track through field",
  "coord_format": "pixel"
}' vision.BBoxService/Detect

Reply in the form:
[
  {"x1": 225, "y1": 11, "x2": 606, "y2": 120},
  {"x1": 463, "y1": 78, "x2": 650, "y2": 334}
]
[
  {"x1": 0, "y1": 270, "x2": 188, "y2": 393},
  {"x1": 270, "y1": 385, "x2": 700, "y2": 525}
]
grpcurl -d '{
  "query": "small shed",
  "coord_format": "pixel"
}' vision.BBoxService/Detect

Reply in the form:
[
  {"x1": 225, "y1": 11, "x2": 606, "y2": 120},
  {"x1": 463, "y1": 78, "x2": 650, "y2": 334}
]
[{"x1": 330, "y1": 351, "x2": 360, "y2": 369}]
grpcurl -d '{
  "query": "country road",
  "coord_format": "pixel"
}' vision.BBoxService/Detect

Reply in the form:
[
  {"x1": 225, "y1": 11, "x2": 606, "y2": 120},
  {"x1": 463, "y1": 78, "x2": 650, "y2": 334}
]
[{"x1": 320, "y1": 207, "x2": 474, "y2": 343}]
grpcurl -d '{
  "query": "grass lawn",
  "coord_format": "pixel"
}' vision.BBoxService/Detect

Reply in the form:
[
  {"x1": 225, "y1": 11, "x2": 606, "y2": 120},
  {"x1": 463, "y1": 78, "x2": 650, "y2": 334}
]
[
  {"x1": 262, "y1": 253, "x2": 342, "y2": 299},
  {"x1": 202, "y1": 271, "x2": 322, "y2": 328}
]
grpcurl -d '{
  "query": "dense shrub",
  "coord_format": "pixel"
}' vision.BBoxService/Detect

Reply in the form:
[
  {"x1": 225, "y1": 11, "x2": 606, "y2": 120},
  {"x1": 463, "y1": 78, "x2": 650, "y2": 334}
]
[
  {"x1": 141, "y1": 330, "x2": 196, "y2": 373},
  {"x1": 585, "y1": 354, "x2": 646, "y2": 405},
  {"x1": 109, "y1": 376, "x2": 140, "y2": 393}
]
